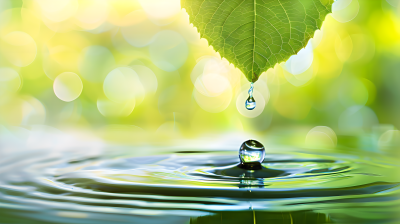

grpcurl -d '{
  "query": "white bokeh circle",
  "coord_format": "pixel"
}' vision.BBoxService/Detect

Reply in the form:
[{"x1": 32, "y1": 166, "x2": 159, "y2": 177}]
[
  {"x1": 53, "y1": 72, "x2": 83, "y2": 102},
  {"x1": 332, "y1": 0, "x2": 359, "y2": 23},
  {"x1": 305, "y1": 126, "x2": 337, "y2": 148},
  {"x1": 1, "y1": 31, "x2": 37, "y2": 67},
  {"x1": 103, "y1": 67, "x2": 145, "y2": 104}
]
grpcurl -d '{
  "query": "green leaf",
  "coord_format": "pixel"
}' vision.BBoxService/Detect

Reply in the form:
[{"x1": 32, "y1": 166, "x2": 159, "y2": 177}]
[{"x1": 181, "y1": 0, "x2": 334, "y2": 82}]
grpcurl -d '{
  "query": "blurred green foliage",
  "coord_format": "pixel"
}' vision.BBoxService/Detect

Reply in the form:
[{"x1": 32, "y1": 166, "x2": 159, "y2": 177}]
[{"x1": 0, "y1": 0, "x2": 399, "y2": 146}]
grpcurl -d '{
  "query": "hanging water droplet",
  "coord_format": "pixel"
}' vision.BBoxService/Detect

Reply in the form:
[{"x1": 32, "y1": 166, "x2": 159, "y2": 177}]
[
  {"x1": 239, "y1": 139, "x2": 265, "y2": 170},
  {"x1": 245, "y1": 82, "x2": 256, "y2": 110},
  {"x1": 245, "y1": 97, "x2": 256, "y2": 110}
]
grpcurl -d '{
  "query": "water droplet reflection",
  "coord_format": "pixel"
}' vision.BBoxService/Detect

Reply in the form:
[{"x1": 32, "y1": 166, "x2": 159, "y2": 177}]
[
  {"x1": 245, "y1": 96, "x2": 256, "y2": 110},
  {"x1": 239, "y1": 139, "x2": 265, "y2": 169},
  {"x1": 245, "y1": 82, "x2": 256, "y2": 110}
]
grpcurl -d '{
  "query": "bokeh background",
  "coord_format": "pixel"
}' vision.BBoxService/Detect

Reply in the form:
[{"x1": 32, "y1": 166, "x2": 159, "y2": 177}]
[{"x1": 0, "y1": 0, "x2": 400, "y2": 153}]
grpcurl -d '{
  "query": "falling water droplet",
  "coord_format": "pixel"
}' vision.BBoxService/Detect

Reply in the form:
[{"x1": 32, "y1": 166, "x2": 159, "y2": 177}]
[
  {"x1": 239, "y1": 139, "x2": 265, "y2": 170},
  {"x1": 245, "y1": 82, "x2": 256, "y2": 110}
]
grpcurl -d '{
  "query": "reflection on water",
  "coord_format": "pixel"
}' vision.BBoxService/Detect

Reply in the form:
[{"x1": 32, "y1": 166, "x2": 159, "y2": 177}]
[
  {"x1": 0, "y1": 142, "x2": 400, "y2": 223},
  {"x1": 191, "y1": 210, "x2": 331, "y2": 224}
]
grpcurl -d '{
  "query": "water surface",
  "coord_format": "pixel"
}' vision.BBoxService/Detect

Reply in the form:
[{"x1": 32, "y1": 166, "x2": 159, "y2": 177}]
[{"x1": 0, "y1": 144, "x2": 399, "y2": 223}]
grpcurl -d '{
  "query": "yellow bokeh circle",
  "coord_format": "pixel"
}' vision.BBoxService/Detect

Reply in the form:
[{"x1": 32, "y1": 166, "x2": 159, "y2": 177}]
[{"x1": 1, "y1": 31, "x2": 37, "y2": 67}]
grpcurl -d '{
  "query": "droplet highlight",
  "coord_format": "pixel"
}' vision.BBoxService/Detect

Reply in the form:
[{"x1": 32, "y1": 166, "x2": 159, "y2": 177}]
[
  {"x1": 245, "y1": 82, "x2": 256, "y2": 110},
  {"x1": 239, "y1": 139, "x2": 265, "y2": 170}
]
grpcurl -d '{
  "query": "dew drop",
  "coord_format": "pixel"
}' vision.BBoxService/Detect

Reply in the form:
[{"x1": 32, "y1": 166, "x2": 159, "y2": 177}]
[
  {"x1": 245, "y1": 82, "x2": 256, "y2": 110},
  {"x1": 239, "y1": 139, "x2": 265, "y2": 170},
  {"x1": 245, "y1": 96, "x2": 256, "y2": 110}
]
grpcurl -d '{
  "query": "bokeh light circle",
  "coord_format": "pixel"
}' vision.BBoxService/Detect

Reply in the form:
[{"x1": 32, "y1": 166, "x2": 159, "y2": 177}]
[
  {"x1": 191, "y1": 57, "x2": 241, "y2": 96},
  {"x1": 190, "y1": 57, "x2": 214, "y2": 85},
  {"x1": 107, "y1": 0, "x2": 142, "y2": 27},
  {"x1": 104, "y1": 67, "x2": 145, "y2": 103},
  {"x1": 306, "y1": 126, "x2": 337, "y2": 148},
  {"x1": 36, "y1": 0, "x2": 78, "y2": 22},
  {"x1": 131, "y1": 65, "x2": 158, "y2": 94},
  {"x1": 1, "y1": 31, "x2": 37, "y2": 67},
  {"x1": 379, "y1": 130, "x2": 400, "y2": 155},
  {"x1": 74, "y1": 0, "x2": 109, "y2": 30},
  {"x1": 282, "y1": 62, "x2": 314, "y2": 87},
  {"x1": 97, "y1": 98, "x2": 135, "y2": 118},
  {"x1": 149, "y1": 30, "x2": 189, "y2": 72},
  {"x1": 138, "y1": 0, "x2": 181, "y2": 25},
  {"x1": 194, "y1": 73, "x2": 231, "y2": 97},
  {"x1": 332, "y1": 0, "x2": 359, "y2": 23},
  {"x1": 53, "y1": 72, "x2": 83, "y2": 102},
  {"x1": 21, "y1": 96, "x2": 46, "y2": 126},
  {"x1": 338, "y1": 106, "x2": 379, "y2": 133},
  {"x1": 193, "y1": 85, "x2": 232, "y2": 113}
]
